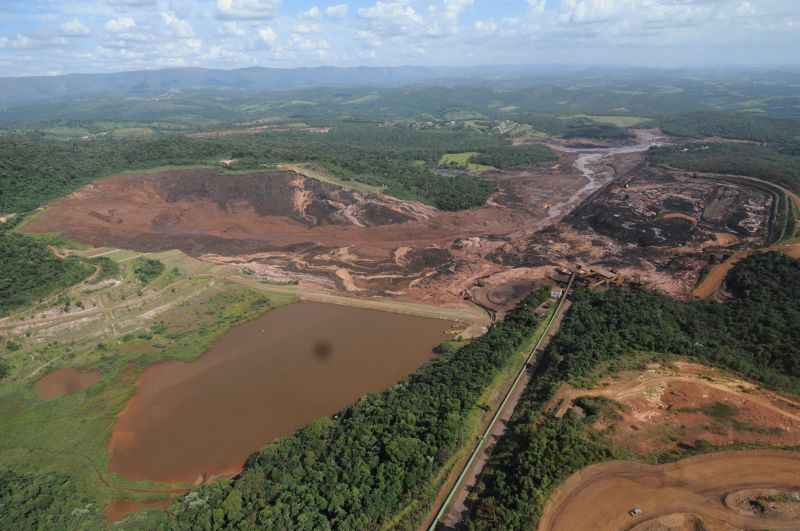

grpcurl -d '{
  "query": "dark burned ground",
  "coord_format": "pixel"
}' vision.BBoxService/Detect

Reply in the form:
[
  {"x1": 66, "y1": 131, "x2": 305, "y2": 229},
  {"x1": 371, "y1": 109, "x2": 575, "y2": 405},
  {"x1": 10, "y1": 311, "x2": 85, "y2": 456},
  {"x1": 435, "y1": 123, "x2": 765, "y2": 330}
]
[
  {"x1": 570, "y1": 168, "x2": 771, "y2": 247},
  {"x1": 487, "y1": 163, "x2": 775, "y2": 298}
]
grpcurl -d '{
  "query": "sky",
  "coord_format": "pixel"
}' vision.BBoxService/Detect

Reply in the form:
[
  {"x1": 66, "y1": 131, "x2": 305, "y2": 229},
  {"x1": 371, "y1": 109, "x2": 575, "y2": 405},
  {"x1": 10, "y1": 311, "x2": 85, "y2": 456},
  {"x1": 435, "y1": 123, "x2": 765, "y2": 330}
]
[{"x1": 0, "y1": 0, "x2": 798, "y2": 76}]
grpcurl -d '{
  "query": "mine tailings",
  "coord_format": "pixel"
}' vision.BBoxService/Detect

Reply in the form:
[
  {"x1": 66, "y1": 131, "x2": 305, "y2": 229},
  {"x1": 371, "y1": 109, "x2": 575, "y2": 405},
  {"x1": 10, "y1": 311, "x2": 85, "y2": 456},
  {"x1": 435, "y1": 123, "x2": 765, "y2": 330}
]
[{"x1": 108, "y1": 302, "x2": 452, "y2": 484}]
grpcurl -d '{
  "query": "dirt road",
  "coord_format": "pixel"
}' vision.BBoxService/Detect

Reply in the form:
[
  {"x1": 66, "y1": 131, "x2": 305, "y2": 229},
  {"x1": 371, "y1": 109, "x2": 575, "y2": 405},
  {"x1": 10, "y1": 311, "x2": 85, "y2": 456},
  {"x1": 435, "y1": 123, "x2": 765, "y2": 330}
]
[{"x1": 538, "y1": 450, "x2": 800, "y2": 531}]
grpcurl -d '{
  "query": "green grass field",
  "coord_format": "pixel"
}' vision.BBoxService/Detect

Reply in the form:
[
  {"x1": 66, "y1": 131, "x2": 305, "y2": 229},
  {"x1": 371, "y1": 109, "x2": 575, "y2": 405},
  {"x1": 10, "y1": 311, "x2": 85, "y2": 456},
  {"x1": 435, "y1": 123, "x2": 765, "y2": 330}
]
[
  {"x1": 282, "y1": 162, "x2": 387, "y2": 194},
  {"x1": 563, "y1": 114, "x2": 651, "y2": 127},
  {"x1": 438, "y1": 152, "x2": 493, "y2": 172}
]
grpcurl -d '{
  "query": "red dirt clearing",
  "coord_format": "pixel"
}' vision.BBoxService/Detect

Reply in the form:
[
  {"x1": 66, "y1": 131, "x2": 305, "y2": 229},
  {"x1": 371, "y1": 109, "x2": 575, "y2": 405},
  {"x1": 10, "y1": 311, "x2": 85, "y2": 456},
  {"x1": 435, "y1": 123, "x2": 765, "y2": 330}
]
[
  {"x1": 22, "y1": 165, "x2": 586, "y2": 306},
  {"x1": 538, "y1": 450, "x2": 800, "y2": 531},
  {"x1": 549, "y1": 361, "x2": 800, "y2": 454}
]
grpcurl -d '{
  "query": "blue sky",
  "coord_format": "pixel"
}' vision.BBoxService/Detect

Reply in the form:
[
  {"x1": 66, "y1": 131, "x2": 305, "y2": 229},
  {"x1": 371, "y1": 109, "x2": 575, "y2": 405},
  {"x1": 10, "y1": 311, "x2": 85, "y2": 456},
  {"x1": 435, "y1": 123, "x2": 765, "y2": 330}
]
[{"x1": 0, "y1": 0, "x2": 798, "y2": 76}]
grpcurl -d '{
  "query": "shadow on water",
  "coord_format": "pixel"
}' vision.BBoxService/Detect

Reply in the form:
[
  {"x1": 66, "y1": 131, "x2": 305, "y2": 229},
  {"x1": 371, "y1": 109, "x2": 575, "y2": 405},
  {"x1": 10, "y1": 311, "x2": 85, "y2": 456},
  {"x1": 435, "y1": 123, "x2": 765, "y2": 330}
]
[{"x1": 313, "y1": 340, "x2": 334, "y2": 361}]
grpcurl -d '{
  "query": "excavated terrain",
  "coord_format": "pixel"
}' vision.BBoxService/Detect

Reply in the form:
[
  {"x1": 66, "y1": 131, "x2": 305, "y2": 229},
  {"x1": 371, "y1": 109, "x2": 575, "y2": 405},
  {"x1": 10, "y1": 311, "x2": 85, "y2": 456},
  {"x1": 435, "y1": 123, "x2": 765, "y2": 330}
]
[
  {"x1": 488, "y1": 160, "x2": 774, "y2": 298},
  {"x1": 23, "y1": 132, "x2": 777, "y2": 308}
]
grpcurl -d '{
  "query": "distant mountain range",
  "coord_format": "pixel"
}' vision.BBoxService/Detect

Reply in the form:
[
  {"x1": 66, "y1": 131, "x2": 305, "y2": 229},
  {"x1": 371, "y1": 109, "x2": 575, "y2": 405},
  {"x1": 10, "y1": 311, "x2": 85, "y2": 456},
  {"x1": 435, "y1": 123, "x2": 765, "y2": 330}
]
[
  {"x1": 1, "y1": 64, "x2": 797, "y2": 115},
  {"x1": 0, "y1": 65, "x2": 558, "y2": 107}
]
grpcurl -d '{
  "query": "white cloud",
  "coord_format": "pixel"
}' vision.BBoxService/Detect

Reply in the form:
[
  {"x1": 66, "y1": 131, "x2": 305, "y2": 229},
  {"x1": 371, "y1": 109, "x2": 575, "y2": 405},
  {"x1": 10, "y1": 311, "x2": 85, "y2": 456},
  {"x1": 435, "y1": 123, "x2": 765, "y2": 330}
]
[
  {"x1": 106, "y1": 0, "x2": 156, "y2": 6},
  {"x1": 356, "y1": 29, "x2": 383, "y2": 48},
  {"x1": 0, "y1": 34, "x2": 66, "y2": 50},
  {"x1": 474, "y1": 20, "x2": 498, "y2": 34},
  {"x1": 222, "y1": 21, "x2": 246, "y2": 36},
  {"x1": 528, "y1": 0, "x2": 547, "y2": 13},
  {"x1": 0, "y1": 35, "x2": 35, "y2": 50},
  {"x1": 161, "y1": 12, "x2": 194, "y2": 38},
  {"x1": 358, "y1": 1, "x2": 425, "y2": 37},
  {"x1": 289, "y1": 33, "x2": 330, "y2": 51},
  {"x1": 736, "y1": 1, "x2": 756, "y2": 16},
  {"x1": 105, "y1": 16, "x2": 137, "y2": 33},
  {"x1": 326, "y1": 4, "x2": 349, "y2": 18},
  {"x1": 258, "y1": 26, "x2": 278, "y2": 46},
  {"x1": 216, "y1": 0, "x2": 281, "y2": 20},
  {"x1": 359, "y1": 1, "x2": 423, "y2": 25},
  {"x1": 443, "y1": 0, "x2": 474, "y2": 24},
  {"x1": 1, "y1": 0, "x2": 799, "y2": 74},
  {"x1": 293, "y1": 22, "x2": 321, "y2": 34},
  {"x1": 61, "y1": 19, "x2": 90, "y2": 36},
  {"x1": 302, "y1": 6, "x2": 322, "y2": 19}
]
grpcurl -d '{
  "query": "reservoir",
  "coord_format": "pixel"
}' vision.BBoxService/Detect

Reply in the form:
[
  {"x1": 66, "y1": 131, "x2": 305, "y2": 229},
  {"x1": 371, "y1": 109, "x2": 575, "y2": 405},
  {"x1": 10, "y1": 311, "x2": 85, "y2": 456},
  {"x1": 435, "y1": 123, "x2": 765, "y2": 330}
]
[{"x1": 108, "y1": 301, "x2": 452, "y2": 483}]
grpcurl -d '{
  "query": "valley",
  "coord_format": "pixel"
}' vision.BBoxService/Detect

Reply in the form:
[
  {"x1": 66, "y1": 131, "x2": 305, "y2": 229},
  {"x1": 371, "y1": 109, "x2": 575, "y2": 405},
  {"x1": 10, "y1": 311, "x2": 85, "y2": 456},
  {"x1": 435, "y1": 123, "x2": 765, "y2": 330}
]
[{"x1": 1, "y1": 69, "x2": 800, "y2": 531}]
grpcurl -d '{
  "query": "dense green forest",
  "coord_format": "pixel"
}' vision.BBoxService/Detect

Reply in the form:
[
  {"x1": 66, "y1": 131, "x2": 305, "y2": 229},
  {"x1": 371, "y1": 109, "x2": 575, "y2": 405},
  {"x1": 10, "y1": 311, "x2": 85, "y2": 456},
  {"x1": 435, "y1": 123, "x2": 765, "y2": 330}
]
[
  {"x1": 147, "y1": 289, "x2": 551, "y2": 530},
  {"x1": 471, "y1": 144, "x2": 557, "y2": 169},
  {"x1": 465, "y1": 252, "x2": 800, "y2": 530},
  {"x1": 659, "y1": 111, "x2": 800, "y2": 147},
  {"x1": 649, "y1": 143, "x2": 800, "y2": 195},
  {"x1": 0, "y1": 469, "x2": 105, "y2": 529},
  {"x1": 561, "y1": 122, "x2": 631, "y2": 140},
  {"x1": 0, "y1": 232, "x2": 94, "y2": 316},
  {"x1": 509, "y1": 114, "x2": 633, "y2": 140}
]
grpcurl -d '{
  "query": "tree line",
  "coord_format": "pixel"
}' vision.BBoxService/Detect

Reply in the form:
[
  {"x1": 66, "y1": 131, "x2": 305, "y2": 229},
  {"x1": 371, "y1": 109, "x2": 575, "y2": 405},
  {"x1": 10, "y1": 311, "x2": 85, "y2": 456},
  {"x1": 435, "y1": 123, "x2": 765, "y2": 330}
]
[
  {"x1": 464, "y1": 252, "x2": 800, "y2": 530},
  {"x1": 649, "y1": 143, "x2": 800, "y2": 195},
  {"x1": 0, "y1": 124, "x2": 506, "y2": 215}
]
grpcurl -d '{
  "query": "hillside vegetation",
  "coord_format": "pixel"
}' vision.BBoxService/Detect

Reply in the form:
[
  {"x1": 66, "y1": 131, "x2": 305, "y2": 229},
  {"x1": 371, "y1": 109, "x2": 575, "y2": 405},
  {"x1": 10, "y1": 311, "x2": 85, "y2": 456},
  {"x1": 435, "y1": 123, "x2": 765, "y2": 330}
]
[
  {"x1": 659, "y1": 111, "x2": 800, "y2": 147},
  {"x1": 465, "y1": 252, "x2": 800, "y2": 530},
  {"x1": 471, "y1": 144, "x2": 557, "y2": 169},
  {"x1": 0, "y1": 232, "x2": 94, "y2": 316},
  {"x1": 0, "y1": 126, "x2": 503, "y2": 214},
  {"x1": 649, "y1": 143, "x2": 800, "y2": 195}
]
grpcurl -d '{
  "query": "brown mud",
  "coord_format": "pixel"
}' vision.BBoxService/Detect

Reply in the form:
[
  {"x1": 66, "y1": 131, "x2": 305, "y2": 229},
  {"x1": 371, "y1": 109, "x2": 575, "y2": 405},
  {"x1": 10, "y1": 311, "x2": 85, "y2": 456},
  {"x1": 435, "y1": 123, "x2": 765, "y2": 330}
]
[
  {"x1": 549, "y1": 361, "x2": 800, "y2": 455},
  {"x1": 23, "y1": 129, "x2": 780, "y2": 306},
  {"x1": 108, "y1": 302, "x2": 451, "y2": 483},
  {"x1": 34, "y1": 367, "x2": 102, "y2": 400}
]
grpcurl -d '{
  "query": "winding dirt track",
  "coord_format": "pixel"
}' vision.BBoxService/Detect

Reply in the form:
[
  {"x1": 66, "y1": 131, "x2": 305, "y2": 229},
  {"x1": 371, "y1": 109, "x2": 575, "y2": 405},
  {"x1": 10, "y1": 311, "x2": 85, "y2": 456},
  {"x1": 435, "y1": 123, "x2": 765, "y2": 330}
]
[{"x1": 538, "y1": 450, "x2": 800, "y2": 531}]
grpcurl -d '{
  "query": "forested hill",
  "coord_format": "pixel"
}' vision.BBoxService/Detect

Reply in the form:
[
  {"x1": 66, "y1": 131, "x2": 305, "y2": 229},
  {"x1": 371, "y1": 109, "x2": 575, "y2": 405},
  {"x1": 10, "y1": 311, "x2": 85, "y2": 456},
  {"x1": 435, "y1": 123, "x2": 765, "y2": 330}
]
[
  {"x1": 659, "y1": 111, "x2": 800, "y2": 148},
  {"x1": 0, "y1": 231, "x2": 94, "y2": 316},
  {"x1": 0, "y1": 127, "x2": 511, "y2": 213},
  {"x1": 649, "y1": 143, "x2": 800, "y2": 195},
  {"x1": 465, "y1": 252, "x2": 800, "y2": 530},
  {"x1": 0, "y1": 65, "x2": 471, "y2": 107}
]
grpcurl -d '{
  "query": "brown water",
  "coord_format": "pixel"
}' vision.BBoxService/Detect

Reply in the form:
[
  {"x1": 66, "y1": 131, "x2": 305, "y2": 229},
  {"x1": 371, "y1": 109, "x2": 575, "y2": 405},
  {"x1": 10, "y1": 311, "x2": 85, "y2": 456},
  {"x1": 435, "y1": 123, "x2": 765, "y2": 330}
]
[
  {"x1": 108, "y1": 302, "x2": 451, "y2": 483},
  {"x1": 34, "y1": 368, "x2": 102, "y2": 400}
]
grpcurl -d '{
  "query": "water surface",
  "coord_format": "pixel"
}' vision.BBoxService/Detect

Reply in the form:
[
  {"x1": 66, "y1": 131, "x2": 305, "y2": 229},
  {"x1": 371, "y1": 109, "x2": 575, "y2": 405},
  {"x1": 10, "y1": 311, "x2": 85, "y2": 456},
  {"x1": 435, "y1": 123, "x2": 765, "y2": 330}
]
[{"x1": 108, "y1": 302, "x2": 451, "y2": 483}]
